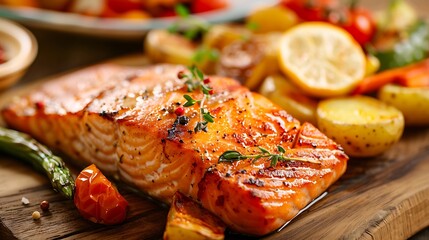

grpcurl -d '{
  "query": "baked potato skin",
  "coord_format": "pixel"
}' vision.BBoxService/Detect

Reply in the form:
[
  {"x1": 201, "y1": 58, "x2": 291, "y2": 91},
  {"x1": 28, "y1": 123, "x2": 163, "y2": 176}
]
[
  {"x1": 317, "y1": 96, "x2": 405, "y2": 157},
  {"x1": 259, "y1": 74, "x2": 318, "y2": 125},
  {"x1": 145, "y1": 29, "x2": 197, "y2": 66},
  {"x1": 163, "y1": 192, "x2": 226, "y2": 240},
  {"x1": 245, "y1": 5, "x2": 298, "y2": 34},
  {"x1": 216, "y1": 34, "x2": 280, "y2": 90},
  {"x1": 378, "y1": 84, "x2": 429, "y2": 126}
]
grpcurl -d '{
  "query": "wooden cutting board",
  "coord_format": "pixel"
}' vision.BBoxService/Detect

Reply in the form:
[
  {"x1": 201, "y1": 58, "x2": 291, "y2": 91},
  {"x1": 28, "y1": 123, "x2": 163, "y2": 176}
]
[{"x1": 0, "y1": 55, "x2": 428, "y2": 240}]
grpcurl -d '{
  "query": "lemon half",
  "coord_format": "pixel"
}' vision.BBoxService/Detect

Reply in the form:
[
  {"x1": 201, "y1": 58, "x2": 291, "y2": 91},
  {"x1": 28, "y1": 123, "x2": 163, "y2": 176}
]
[{"x1": 279, "y1": 22, "x2": 366, "y2": 98}]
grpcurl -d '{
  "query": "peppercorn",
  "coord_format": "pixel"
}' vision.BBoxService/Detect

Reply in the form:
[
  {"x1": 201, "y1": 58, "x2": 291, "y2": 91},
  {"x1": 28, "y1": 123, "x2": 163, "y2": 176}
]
[
  {"x1": 32, "y1": 211, "x2": 41, "y2": 220},
  {"x1": 209, "y1": 89, "x2": 214, "y2": 95},
  {"x1": 203, "y1": 78, "x2": 210, "y2": 84},
  {"x1": 177, "y1": 71, "x2": 185, "y2": 79},
  {"x1": 40, "y1": 200, "x2": 49, "y2": 211},
  {"x1": 175, "y1": 107, "x2": 185, "y2": 116},
  {"x1": 177, "y1": 116, "x2": 190, "y2": 125},
  {"x1": 35, "y1": 101, "x2": 44, "y2": 110}
]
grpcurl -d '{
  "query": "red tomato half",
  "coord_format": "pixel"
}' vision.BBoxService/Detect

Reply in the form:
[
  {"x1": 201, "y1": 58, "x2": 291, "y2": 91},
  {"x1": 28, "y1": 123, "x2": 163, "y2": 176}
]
[
  {"x1": 281, "y1": 0, "x2": 375, "y2": 45},
  {"x1": 281, "y1": 0, "x2": 338, "y2": 21},
  {"x1": 341, "y1": 9, "x2": 376, "y2": 45},
  {"x1": 191, "y1": 0, "x2": 228, "y2": 14},
  {"x1": 106, "y1": 0, "x2": 143, "y2": 13},
  {"x1": 0, "y1": 45, "x2": 6, "y2": 64},
  {"x1": 74, "y1": 164, "x2": 128, "y2": 225},
  {"x1": 158, "y1": 9, "x2": 177, "y2": 18}
]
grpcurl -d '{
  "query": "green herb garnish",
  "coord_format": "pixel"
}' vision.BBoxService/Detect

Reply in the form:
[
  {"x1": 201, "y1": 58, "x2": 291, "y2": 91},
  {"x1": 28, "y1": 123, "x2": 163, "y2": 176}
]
[
  {"x1": 219, "y1": 146, "x2": 321, "y2": 167},
  {"x1": 245, "y1": 21, "x2": 260, "y2": 31},
  {"x1": 168, "y1": 4, "x2": 210, "y2": 41},
  {"x1": 178, "y1": 66, "x2": 214, "y2": 133},
  {"x1": 175, "y1": 4, "x2": 190, "y2": 18},
  {"x1": 192, "y1": 47, "x2": 219, "y2": 63}
]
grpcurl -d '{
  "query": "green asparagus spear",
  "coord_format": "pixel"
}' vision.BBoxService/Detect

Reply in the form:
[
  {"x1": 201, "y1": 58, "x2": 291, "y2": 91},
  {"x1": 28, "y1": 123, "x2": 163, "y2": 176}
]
[{"x1": 0, "y1": 127, "x2": 75, "y2": 199}]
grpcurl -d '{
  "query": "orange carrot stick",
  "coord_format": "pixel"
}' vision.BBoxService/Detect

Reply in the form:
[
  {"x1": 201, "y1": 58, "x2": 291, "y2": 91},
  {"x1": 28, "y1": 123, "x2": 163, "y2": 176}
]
[
  {"x1": 352, "y1": 58, "x2": 429, "y2": 95},
  {"x1": 397, "y1": 67, "x2": 429, "y2": 87}
]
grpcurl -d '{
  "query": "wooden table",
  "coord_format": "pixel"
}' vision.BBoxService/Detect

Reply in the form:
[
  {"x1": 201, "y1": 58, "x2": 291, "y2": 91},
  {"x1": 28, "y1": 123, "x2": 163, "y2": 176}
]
[{"x1": 1, "y1": 0, "x2": 429, "y2": 239}]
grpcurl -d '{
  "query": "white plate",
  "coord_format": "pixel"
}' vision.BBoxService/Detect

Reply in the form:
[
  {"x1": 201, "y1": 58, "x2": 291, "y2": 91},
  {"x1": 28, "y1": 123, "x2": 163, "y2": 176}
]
[{"x1": 0, "y1": 0, "x2": 278, "y2": 39}]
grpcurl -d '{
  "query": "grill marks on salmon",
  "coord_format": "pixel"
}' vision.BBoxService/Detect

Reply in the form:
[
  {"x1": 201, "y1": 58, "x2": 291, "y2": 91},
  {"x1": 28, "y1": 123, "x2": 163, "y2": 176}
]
[
  {"x1": 198, "y1": 122, "x2": 347, "y2": 234},
  {"x1": 2, "y1": 64, "x2": 348, "y2": 236}
]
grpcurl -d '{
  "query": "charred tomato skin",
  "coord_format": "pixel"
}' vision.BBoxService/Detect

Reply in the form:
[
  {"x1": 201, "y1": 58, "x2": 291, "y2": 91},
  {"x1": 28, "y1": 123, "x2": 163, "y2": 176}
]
[{"x1": 74, "y1": 164, "x2": 128, "y2": 225}]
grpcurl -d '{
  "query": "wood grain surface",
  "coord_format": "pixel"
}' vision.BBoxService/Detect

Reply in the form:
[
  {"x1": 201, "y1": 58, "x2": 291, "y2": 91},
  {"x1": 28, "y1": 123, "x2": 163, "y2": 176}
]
[{"x1": 0, "y1": 55, "x2": 428, "y2": 240}]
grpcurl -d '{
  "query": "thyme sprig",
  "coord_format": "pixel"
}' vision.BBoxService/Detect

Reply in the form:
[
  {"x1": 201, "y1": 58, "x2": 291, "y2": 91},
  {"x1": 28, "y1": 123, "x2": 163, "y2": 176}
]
[
  {"x1": 168, "y1": 4, "x2": 210, "y2": 40},
  {"x1": 192, "y1": 47, "x2": 219, "y2": 63},
  {"x1": 166, "y1": 4, "x2": 218, "y2": 65},
  {"x1": 178, "y1": 65, "x2": 214, "y2": 133},
  {"x1": 219, "y1": 146, "x2": 322, "y2": 167}
]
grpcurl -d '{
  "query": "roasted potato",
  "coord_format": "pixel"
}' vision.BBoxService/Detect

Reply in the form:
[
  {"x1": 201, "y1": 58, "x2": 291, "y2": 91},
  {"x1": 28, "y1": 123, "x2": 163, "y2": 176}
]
[
  {"x1": 259, "y1": 74, "x2": 318, "y2": 125},
  {"x1": 145, "y1": 29, "x2": 216, "y2": 73},
  {"x1": 145, "y1": 29, "x2": 197, "y2": 66},
  {"x1": 365, "y1": 54, "x2": 380, "y2": 77},
  {"x1": 163, "y1": 192, "x2": 226, "y2": 240},
  {"x1": 246, "y1": 5, "x2": 298, "y2": 33},
  {"x1": 216, "y1": 33, "x2": 280, "y2": 90},
  {"x1": 317, "y1": 96, "x2": 404, "y2": 157},
  {"x1": 202, "y1": 24, "x2": 252, "y2": 51},
  {"x1": 378, "y1": 84, "x2": 429, "y2": 126}
]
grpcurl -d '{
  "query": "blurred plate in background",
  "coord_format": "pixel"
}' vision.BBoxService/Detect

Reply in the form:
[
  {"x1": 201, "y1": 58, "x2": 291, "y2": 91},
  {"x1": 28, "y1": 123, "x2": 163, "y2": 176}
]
[{"x1": 0, "y1": 0, "x2": 278, "y2": 39}]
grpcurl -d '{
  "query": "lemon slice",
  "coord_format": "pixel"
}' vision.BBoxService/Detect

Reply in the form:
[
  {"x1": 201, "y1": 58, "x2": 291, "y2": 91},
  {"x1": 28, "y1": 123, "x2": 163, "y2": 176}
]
[{"x1": 279, "y1": 22, "x2": 366, "y2": 98}]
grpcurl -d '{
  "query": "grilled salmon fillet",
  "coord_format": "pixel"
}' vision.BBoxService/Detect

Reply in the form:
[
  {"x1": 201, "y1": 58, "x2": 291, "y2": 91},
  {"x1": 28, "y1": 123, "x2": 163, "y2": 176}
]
[{"x1": 2, "y1": 64, "x2": 348, "y2": 236}]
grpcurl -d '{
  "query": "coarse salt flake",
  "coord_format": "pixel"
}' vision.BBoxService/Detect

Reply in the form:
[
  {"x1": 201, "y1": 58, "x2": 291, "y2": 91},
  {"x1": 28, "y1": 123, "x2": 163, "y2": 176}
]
[{"x1": 21, "y1": 197, "x2": 30, "y2": 205}]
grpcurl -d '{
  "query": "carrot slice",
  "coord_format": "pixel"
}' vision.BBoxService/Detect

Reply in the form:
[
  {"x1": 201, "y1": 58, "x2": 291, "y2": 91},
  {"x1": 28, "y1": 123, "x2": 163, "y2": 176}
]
[
  {"x1": 352, "y1": 58, "x2": 429, "y2": 95},
  {"x1": 397, "y1": 67, "x2": 429, "y2": 87}
]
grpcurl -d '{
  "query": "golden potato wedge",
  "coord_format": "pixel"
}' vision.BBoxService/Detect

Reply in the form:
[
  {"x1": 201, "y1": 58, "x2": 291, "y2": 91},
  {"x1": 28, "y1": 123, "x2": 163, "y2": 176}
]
[
  {"x1": 259, "y1": 74, "x2": 318, "y2": 125},
  {"x1": 216, "y1": 33, "x2": 280, "y2": 90},
  {"x1": 317, "y1": 96, "x2": 404, "y2": 157},
  {"x1": 378, "y1": 84, "x2": 429, "y2": 126},
  {"x1": 246, "y1": 5, "x2": 298, "y2": 33},
  {"x1": 365, "y1": 54, "x2": 380, "y2": 77},
  {"x1": 202, "y1": 24, "x2": 252, "y2": 51},
  {"x1": 145, "y1": 29, "x2": 197, "y2": 66},
  {"x1": 145, "y1": 29, "x2": 216, "y2": 73},
  {"x1": 163, "y1": 192, "x2": 226, "y2": 240}
]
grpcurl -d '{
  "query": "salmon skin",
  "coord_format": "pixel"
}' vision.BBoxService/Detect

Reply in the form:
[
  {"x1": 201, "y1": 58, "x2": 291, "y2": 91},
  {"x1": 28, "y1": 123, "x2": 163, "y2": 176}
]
[{"x1": 2, "y1": 64, "x2": 348, "y2": 236}]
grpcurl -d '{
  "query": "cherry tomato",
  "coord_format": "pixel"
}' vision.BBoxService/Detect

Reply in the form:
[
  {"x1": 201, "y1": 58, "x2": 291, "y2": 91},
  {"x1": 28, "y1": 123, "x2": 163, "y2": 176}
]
[
  {"x1": 191, "y1": 0, "x2": 228, "y2": 14},
  {"x1": 0, "y1": 45, "x2": 6, "y2": 64},
  {"x1": 157, "y1": 9, "x2": 177, "y2": 18},
  {"x1": 281, "y1": 0, "x2": 375, "y2": 45},
  {"x1": 341, "y1": 8, "x2": 376, "y2": 46},
  {"x1": 281, "y1": 0, "x2": 338, "y2": 21},
  {"x1": 74, "y1": 164, "x2": 128, "y2": 225},
  {"x1": 38, "y1": 0, "x2": 70, "y2": 11},
  {"x1": 106, "y1": 0, "x2": 143, "y2": 13}
]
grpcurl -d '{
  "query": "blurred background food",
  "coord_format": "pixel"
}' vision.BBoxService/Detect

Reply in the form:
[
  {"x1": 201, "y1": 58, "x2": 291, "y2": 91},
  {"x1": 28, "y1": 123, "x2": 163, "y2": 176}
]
[{"x1": 0, "y1": 0, "x2": 229, "y2": 19}]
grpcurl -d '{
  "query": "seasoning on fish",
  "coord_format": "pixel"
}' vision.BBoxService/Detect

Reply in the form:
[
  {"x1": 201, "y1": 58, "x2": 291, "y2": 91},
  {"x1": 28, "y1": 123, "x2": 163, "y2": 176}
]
[{"x1": 2, "y1": 64, "x2": 348, "y2": 236}]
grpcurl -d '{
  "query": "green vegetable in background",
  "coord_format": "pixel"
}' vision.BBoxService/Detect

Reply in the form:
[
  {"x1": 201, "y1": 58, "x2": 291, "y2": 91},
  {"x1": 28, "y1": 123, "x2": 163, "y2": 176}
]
[
  {"x1": 376, "y1": 0, "x2": 418, "y2": 33},
  {"x1": 370, "y1": 0, "x2": 429, "y2": 71},
  {"x1": 372, "y1": 20, "x2": 429, "y2": 71},
  {"x1": 0, "y1": 127, "x2": 75, "y2": 199}
]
